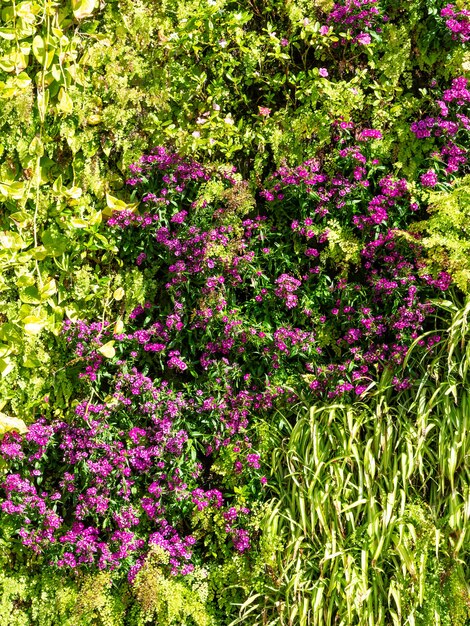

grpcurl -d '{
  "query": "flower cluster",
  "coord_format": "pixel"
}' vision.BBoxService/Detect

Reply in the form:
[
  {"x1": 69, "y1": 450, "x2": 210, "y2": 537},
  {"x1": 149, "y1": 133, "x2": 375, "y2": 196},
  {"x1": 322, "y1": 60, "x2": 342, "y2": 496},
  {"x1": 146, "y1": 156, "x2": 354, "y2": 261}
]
[
  {"x1": 0, "y1": 364, "x2": 260, "y2": 579},
  {"x1": 411, "y1": 76, "x2": 470, "y2": 183},
  {"x1": 441, "y1": 3, "x2": 470, "y2": 43},
  {"x1": 275, "y1": 274, "x2": 302, "y2": 309},
  {"x1": 324, "y1": 0, "x2": 388, "y2": 46}
]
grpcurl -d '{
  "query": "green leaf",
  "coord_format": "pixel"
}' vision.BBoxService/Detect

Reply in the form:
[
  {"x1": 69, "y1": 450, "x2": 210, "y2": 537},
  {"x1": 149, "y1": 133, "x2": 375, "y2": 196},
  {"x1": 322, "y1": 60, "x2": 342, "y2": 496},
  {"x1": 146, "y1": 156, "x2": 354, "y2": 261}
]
[
  {"x1": 9, "y1": 211, "x2": 32, "y2": 225},
  {"x1": 40, "y1": 278, "x2": 57, "y2": 299},
  {"x1": 23, "y1": 315, "x2": 47, "y2": 334},
  {"x1": 72, "y1": 0, "x2": 98, "y2": 20},
  {"x1": 32, "y1": 35, "x2": 56, "y2": 69},
  {"x1": 0, "y1": 28, "x2": 16, "y2": 40},
  {"x1": 20, "y1": 286, "x2": 41, "y2": 304},
  {"x1": 97, "y1": 341, "x2": 116, "y2": 359},
  {"x1": 57, "y1": 88, "x2": 73, "y2": 114},
  {"x1": 102, "y1": 193, "x2": 138, "y2": 217},
  {"x1": 0, "y1": 358, "x2": 14, "y2": 378},
  {"x1": 0, "y1": 413, "x2": 27, "y2": 434},
  {"x1": 0, "y1": 181, "x2": 27, "y2": 199},
  {"x1": 69, "y1": 218, "x2": 89, "y2": 228},
  {"x1": 113, "y1": 287, "x2": 125, "y2": 301},
  {"x1": 29, "y1": 136, "x2": 44, "y2": 157},
  {"x1": 42, "y1": 230, "x2": 68, "y2": 256},
  {"x1": 0, "y1": 231, "x2": 26, "y2": 250}
]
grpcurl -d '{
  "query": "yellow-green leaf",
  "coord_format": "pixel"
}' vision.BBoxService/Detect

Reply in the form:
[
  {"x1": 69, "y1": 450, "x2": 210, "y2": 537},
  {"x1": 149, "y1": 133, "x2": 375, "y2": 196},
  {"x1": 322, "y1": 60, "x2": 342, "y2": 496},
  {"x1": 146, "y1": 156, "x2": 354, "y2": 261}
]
[
  {"x1": 23, "y1": 315, "x2": 47, "y2": 334},
  {"x1": 69, "y1": 217, "x2": 88, "y2": 228},
  {"x1": 97, "y1": 341, "x2": 116, "y2": 359},
  {"x1": 0, "y1": 29, "x2": 16, "y2": 41},
  {"x1": 40, "y1": 278, "x2": 57, "y2": 299},
  {"x1": 72, "y1": 0, "x2": 97, "y2": 20},
  {"x1": 0, "y1": 181, "x2": 26, "y2": 199},
  {"x1": 102, "y1": 193, "x2": 138, "y2": 217},
  {"x1": 32, "y1": 35, "x2": 55, "y2": 69},
  {"x1": 9, "y1": 211, "x2": 31, "y2": 225},
  {"x1": 0, "y1": 358, "x2": 14, "y2": 378},
  {"x1": 0, "y1": 231, "x2": 25, "y2": 250},
  {"x1": 0, "y1": 413, "x2": 28, "y2": 435},
  {"x1": 57, "y1": 88, "x2": 73, "y2": 114}
]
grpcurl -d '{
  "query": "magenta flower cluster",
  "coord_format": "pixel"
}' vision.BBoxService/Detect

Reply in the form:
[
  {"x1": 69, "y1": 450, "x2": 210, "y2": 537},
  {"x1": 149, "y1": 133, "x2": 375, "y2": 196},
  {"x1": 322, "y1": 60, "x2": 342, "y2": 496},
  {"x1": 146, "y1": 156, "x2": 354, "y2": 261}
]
[
  {"x1": 441, "y1": 3, "x2": 470, "y2": 42},
  {"x1": 411, "y1": 76, "x2": 470, "y2": 183},
  {"x1": 324, "y1": 0, "x2": 388, "y2": 46},
  {"x1": 0, "y1": 360, "x2": 261, "y2": 579}
]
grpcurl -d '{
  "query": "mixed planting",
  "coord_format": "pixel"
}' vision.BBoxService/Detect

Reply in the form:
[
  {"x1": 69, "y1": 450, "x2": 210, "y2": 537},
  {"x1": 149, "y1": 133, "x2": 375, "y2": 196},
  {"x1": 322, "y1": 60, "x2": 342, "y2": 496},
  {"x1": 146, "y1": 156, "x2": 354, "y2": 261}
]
[{"x1": 0, "y1": 0, "x2": 469, "y2": 624}]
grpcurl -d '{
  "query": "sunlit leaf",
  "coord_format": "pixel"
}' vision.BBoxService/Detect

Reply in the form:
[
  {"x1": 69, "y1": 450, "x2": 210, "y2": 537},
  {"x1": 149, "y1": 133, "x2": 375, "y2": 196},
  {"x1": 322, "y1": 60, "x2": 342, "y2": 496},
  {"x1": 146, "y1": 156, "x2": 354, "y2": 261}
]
[{"x1": 97, "y1": 341, "x2": 116, "y2": 359}]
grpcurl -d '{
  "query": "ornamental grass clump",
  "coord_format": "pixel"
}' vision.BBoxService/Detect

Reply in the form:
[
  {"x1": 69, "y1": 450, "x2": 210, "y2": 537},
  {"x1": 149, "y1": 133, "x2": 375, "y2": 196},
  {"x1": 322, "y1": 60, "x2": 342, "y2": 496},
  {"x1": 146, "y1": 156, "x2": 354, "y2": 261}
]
[{"x1": 235, "y1": 301, "x2": 470, "y2": 624}]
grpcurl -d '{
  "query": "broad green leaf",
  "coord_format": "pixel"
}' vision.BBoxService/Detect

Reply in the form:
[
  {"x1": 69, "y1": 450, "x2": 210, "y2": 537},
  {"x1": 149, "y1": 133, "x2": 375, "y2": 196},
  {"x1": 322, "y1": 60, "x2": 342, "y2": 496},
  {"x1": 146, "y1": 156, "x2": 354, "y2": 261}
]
[
  {"x1": 0, "y1": 358, "x2": 14, "y2": 378},
  {"x1": 30, "y1": 246, "x2": 48, "y2": 260},
  {"x1": 28, "y1": 135, "x2": 44, "y2": 157},
  {"x1": 97, "y1": 341, "x2": 116, "y2": 359},
  {"x1": 52, "y1": 175, "x2": 63, "y2": 194},
  {"x1": 69, "y1": 217, "x2": 88, "y2": 228},
  {"x1": 16, "y1": 274, "x2": 35, "y2": 288},
  {"x1": 72, "y1": 0, "x2": 97, "y2": 19},
  {"x1": 102, "y1": 193, "x2": 138, "y2": 217},
  {"x1": 15, "y1": 72, "x2": 31, "y2": 89},
  {"x1": 0, "y1": 28, "x2": 16, "y2": 40},
  {"x1": 0, "y1": 413, "x2": 27, "y2": 434},
  {"x1": 32, "y1": 35, "x2": 56, "y2": 69},
  {"x1": 0, "y1": 231, "x2": 25, "y2": 250},
  {"x1": 0, "y1": 181, "x2": 26, "y2": 199},
  {"x1": 57, "y1": 88, "x2": 73, "y2": 114},
  {"x1": 113, "y1": 287, "x2": 125, "y2": 301},
  {"x1": 40, "y1": 278, "x2": 57, "y2": 299},
  {"x1": 22, "y1": 315, "x2": 47, "y2": 334},
  {"x1": 19, "y1": 286, "x2": 41, "y2": 304},
  {"x1": 42, "y1": 230, "x2": 68, "y2": 256},
  {"x1": 9, "y1": 211, "x2": 32, "y2": 225},
  {"x1": 63, "y1": 186, "x2": 82, "y2": 199}
]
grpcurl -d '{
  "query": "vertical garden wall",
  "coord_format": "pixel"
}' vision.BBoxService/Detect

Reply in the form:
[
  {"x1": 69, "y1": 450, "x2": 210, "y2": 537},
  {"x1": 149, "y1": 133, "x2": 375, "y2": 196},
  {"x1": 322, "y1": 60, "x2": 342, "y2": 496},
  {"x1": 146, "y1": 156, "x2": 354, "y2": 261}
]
[{"x1": 0, "y1": 0, "x2": 469, "y2": 624}]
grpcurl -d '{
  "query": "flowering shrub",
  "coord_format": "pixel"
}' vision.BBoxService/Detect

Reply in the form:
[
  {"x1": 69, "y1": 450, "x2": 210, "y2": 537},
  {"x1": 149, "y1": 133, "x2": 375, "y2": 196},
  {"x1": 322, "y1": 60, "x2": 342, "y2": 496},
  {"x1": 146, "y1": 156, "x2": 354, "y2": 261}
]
[
  {"x1": 411, "y1": 76, "x2": 470, "y2": 185},
  {"x1": 0, "y1": 0, "x2": 469, "y2": 621},
  {"x1": 0, "y1": 130, "x2": 454, "y2": 584},
  {"x1": 441, "y1": 3, "x2": 470, "y2": 42},
  {"x1": 324, "y1": 0, "x2": 388, "y2": 46}
]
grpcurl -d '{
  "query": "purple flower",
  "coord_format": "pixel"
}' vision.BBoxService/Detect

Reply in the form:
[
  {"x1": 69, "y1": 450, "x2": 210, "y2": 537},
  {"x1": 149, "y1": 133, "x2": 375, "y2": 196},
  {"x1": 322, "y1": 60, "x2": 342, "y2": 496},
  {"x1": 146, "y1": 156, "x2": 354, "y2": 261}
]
[{"x1": 420, "y1": 170, "x2": 438, "y2": 187}]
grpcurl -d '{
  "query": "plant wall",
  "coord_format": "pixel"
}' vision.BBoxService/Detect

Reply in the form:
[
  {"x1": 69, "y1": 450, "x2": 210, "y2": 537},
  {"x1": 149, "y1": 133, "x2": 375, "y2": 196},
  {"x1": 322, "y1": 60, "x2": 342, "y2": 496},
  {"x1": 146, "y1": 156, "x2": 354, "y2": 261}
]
[{"x1": 0, "y1": 0, "x2": 469, "y2": 624}]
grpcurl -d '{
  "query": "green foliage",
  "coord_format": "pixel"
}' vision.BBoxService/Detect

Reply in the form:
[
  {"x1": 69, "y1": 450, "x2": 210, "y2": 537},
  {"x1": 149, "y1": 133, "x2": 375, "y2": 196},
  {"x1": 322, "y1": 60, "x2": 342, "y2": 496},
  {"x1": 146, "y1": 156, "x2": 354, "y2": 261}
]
[
  {"x1": 0, "y1": 564, "x2": 216, "y2": 626},
  {"x1": 132, "y1": 547, "x2": 212, "y2": 625},
  {"x1": 0, "y1": 0, "x2": 467, "y2": 420},
  {"x1": 410, "y1": 176, "x2": 470, "y2": 293},
  {"x1": 0, "y1": 569, "x2": 123, "y2": 626}
]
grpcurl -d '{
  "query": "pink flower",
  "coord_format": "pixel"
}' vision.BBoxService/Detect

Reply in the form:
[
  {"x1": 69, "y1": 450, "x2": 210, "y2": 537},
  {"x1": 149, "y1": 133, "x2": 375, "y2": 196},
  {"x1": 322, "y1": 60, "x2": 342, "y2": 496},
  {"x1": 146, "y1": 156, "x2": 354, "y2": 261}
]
[
  {"x1": 420, "y1": 170, "x2": 438, "y2": 188},
  {"x1": 356, "y1": 32, "x2": 372, "y2": 45},
  {"x1": 258, "y1": 107, "x2": 271, "y2": 117},
  {"x1": 319, "y1": 68, "x2": 328, "y2": 77}
]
